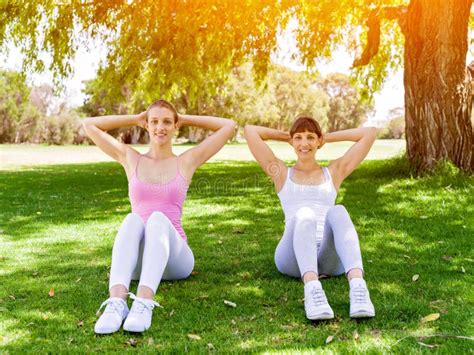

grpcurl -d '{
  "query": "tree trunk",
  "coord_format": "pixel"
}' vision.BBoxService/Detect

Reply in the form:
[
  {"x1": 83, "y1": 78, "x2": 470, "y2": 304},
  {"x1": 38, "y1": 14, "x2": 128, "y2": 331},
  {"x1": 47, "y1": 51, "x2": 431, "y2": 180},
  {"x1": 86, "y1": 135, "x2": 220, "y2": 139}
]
[{"x1": 404, "y1": 0, "x2": 473, "y2": 172}]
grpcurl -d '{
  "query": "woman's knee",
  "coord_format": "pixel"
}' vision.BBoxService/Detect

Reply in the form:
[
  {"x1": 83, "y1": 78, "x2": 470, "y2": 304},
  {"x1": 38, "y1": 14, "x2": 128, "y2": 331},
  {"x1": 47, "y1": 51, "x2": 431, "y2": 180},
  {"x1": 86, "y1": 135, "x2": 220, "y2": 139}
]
[
  {"x1": 122, "y1": 212, "x2": 145, "y2": 229},
  {"x1": 294, "y1": 207, "x2": 317, "y2": 224},
  {"x1": 327, "y1": 205, "x2": 350, "y2": 222},
  {"x1": 146, "y1": 211, "x2": 172, "y2": 229},
  {"x1": 274, "y1": 254, "x2": 300, "y2": 278},
  {"x1": 115, "y1": 213, "x2": 144, "y2": 243}
]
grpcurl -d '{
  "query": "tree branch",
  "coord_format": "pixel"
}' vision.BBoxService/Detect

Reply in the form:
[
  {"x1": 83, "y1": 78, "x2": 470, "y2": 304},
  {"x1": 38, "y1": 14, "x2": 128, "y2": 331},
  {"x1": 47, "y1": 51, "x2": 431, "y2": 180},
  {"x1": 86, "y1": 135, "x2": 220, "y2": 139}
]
[{"x1": 352, "y1": 6, "x2": 407, "y2": 68}]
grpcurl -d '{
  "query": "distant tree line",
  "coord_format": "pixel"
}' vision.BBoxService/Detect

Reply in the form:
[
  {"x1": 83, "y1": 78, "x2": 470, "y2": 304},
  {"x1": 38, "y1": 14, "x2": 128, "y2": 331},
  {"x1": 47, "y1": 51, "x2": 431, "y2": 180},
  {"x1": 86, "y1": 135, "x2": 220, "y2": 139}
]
[{"x1": 1, "y1": 64, "x2": 376, "y2": 145}]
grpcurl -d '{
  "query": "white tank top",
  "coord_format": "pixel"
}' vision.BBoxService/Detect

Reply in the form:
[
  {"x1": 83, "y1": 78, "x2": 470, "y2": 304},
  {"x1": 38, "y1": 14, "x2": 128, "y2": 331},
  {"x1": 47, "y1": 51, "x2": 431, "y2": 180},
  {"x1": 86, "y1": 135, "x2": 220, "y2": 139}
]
[{"x1": 277, "y1": 166, "x2": 337, "y2": 244}]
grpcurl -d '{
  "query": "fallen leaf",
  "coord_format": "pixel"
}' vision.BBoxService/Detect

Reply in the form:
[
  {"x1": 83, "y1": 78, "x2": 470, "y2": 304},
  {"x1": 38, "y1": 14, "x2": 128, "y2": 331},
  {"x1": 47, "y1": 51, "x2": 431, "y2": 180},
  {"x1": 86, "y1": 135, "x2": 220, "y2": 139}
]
[
  {"x1": 207, "y1": 343, "x2": 215, "y2": 350},
  {"x1": 191, "y1": 271, "x2": 198, "y2": 276},
  {"x1": 412, "y1": 274, "x2": 420, "y2": 282},
  {"x1": 271, "y1": 336, "x2": 282, "y2": 343},
  {"x1": 232, "y1": 227, "x2": 244, "y2": 234},
  {"x1": 370, "y1": 329, "x2": 382, "y2": 338},
  {"x1": 441, "y1": 255, "x2": 452, "y2": 261},
  {"x1": 77, "y1": 320, "x2": 83, "y2": 327},
  {"x1": 420, "y1": 215, "x2": 428, "y2": 219},
  {"x1": 218, "y1": 240, "x2": 223, "y2": 245},
  {"x1": 353, "y1": 331, "x2": 360, "y2": 341},
  {"x1": 192, "y1": 295, "x2": 209, "y2": 301},
  {"x1": 208, "y1": 223, "x2": 214, "y2": 229},
  {"x1": 325, "y1": 335, "x2": 334, "y2": 344},
  {"x1": 460, "y1": 266, "x2": 466, "y2": 273},
  {"x1": 231, "y1": 319, "x2": 236, "y2": 325},
  {"x1": 169, "y1": 309, "x2": 175, "y2": 317},
  {"x1": 42, "y1": 314, "x2": 49, "y2": 320},
  {"x1": 417, "y1": 341, "x2": 438, "y2": 348},
  {"x1": 147, "y1": 338, "x2": 154, "y2": 346},
  {"x1": 437, "y1": 240, "x2": 445, "y2": 244},
  {"x1": 8, "y1": 295, "x2": 15, "y2": 300},
  {"x1": 32, "y1": 271, "x2": 39, "y2": 277},
  {"x1": 224, "y1": 300, "x2": 237, "y2": 308},
  {"x1": 36, "y1": 211, "x2": 42, "y2": 215},
  {"x1": 126, "y1": 338, "x2": 137, "y2": 347},
  {"x1": 403, "y1": 255, "x2": 411, "y2": 259},
  {"x1": 75, "y1": 277, "x2": 81, "y2": 283},
  {"x1": 421, "y1": 313, "x2": 440, "y2": 323},
  {"x1": 187, "y1": 334, "x2": 202, "y2": 341},
  {"x1": 48, "y1": 288, "x2": 55, "y2": 297}
]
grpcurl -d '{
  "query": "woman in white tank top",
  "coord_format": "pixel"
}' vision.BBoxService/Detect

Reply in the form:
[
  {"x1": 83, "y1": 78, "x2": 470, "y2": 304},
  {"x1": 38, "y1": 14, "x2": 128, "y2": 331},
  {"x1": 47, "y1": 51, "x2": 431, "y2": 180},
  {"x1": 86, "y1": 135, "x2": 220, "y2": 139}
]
[{"x1": 245, "y1": 116, "x2": 377, "y2": 321}]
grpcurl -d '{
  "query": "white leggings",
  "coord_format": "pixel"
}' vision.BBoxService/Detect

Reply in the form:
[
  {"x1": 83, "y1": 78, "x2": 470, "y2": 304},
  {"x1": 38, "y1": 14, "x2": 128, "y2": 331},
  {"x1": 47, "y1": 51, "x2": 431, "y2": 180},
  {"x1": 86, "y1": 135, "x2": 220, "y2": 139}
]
[
  {"x1": 275, "y1": 205, "x2": 363, "y2": 278},
  {"x1": 109, "y1": 212, "x2": 194, "y2": 293}
]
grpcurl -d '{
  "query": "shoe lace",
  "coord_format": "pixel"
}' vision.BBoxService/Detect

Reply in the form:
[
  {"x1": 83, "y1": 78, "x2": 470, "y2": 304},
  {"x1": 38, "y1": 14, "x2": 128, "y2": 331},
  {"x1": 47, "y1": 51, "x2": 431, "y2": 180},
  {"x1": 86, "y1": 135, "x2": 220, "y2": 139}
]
[
  {"x1": 96, "y1": 298, "x2": 124, "y2": 315},
  {"x1": 352, "y1": 285, "x2": 367, "y2": 304},
  {"x1": 310, "y1": 287, "x2": 328, "y2": 307},
  {"x1": 128, "y1": 292, "x2": 163, "y2": 314}
]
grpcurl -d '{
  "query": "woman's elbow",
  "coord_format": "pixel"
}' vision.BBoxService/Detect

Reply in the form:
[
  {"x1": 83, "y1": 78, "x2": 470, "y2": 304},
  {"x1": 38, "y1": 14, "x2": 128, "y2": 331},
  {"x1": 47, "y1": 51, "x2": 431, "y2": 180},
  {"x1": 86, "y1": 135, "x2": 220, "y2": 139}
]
[
  {"x1": 81, "y1": 118, "x2": 90, "y2": 131},
  {"x1": 227, "y1": 119, "x2": 237, "y2": 130},
  {"x1": 366, "y1": 127, "x2": 377, "y2": 140},
  {"x1": 243, "y1": 124, "x2": 255, "y2": 137}
]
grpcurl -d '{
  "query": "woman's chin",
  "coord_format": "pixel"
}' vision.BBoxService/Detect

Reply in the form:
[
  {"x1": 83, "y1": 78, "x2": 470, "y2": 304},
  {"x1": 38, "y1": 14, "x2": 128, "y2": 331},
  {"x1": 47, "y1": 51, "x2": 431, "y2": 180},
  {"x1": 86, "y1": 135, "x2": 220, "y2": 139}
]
[{"x1": 295, "y1": 151, "x2": 315, "y2": 159}]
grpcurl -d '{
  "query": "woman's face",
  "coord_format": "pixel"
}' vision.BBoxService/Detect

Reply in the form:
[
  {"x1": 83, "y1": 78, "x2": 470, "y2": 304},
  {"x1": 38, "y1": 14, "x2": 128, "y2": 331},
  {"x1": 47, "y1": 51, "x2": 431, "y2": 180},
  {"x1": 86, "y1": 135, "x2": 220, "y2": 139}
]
[
  {"x1": 291, "y1": 130, "x2": 321, "y2": 159},
  {"x1": 146, "y1": 107, "x2": 177, "y2": 145}
]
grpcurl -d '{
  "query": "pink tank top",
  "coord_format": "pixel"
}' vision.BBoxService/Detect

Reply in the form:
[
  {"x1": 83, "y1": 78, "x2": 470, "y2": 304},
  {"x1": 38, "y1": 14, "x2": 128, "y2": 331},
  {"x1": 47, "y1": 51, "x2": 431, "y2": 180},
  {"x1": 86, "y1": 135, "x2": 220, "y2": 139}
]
[{"x1": 128, "y1": 155, "x2": 189, "y2": 240}]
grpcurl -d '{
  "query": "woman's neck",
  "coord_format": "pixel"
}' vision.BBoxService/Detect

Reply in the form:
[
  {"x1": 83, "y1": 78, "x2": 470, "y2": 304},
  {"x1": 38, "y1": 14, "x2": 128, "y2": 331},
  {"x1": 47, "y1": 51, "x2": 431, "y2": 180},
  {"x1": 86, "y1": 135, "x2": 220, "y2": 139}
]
[
  {"x1": 294, "y1": 158, "x2": 320, "y2": 172},
  {"x1": 145, "y1": 143, "x2": 175, "y2": 160}
]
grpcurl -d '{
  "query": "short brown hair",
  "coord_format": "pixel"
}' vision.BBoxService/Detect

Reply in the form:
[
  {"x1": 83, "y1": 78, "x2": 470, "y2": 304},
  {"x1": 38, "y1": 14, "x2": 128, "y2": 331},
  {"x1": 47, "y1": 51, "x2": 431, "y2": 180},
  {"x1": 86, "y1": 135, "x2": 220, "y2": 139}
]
[
  {"x1": 147, "y1": 99, "x2": 178, "y2": 123},
  {"x1": 289, "y1": 116, "x2": 322, "y2": 137}
]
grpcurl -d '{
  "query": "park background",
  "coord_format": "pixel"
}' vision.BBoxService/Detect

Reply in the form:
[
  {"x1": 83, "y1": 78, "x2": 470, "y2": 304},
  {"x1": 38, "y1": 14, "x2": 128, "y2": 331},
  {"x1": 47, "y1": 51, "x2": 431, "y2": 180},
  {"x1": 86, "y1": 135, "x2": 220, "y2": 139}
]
[{"x1": 1, "y1": 0, "x2": 473, "y2": 352}]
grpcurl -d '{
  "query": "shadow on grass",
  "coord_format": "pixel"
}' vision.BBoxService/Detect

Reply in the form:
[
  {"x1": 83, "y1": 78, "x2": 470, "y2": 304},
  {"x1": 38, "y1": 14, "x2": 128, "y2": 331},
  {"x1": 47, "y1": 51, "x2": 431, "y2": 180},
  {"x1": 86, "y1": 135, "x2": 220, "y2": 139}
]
[{"x1": 0, "y1": 159, "x2": 472, "y2": 352}]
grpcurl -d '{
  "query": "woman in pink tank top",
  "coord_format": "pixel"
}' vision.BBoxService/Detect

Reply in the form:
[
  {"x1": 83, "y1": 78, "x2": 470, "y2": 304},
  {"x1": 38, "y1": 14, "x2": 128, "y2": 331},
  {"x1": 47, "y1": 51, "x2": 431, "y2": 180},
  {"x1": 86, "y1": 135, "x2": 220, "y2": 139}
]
[{"x1": 82, "y1": 99, "x2": 236, "y2": 334}]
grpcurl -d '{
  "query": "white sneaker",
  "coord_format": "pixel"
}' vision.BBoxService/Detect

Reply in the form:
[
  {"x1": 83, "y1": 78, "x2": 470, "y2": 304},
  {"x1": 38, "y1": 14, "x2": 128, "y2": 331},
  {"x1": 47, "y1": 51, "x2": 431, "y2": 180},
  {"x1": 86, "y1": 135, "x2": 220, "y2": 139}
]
[
  {"x1": 349, "y1": 278, "x2": 375, "y2": 318},
  {"x1": 304, "y1": 280, "x2": 334, "y2": 320},
  {"x1": 122, "y1": 292, "x2": 162, "y2": 332},
  {"x1": 94, "y1": 297, "x2": 129, "y2": 334}
]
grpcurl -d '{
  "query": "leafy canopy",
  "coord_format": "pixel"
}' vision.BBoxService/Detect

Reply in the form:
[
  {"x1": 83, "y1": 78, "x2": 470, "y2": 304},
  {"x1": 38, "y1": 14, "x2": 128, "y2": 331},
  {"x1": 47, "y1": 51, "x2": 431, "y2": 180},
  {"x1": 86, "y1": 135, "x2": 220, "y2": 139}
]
[{"x1": 1, "y1": 0, "x2": 410, "y2": 103}]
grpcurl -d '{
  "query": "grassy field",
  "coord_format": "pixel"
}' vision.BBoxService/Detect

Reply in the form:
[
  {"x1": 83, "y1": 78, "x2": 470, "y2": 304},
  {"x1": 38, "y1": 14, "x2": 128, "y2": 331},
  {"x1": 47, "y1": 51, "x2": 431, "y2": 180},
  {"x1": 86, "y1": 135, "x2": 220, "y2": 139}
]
[
  {"x1": 0, "y1": 140, "x2": 405, "y2": 169},
  {"x1": 1, "y1": 147, "x2": 473, "y2": 352}
]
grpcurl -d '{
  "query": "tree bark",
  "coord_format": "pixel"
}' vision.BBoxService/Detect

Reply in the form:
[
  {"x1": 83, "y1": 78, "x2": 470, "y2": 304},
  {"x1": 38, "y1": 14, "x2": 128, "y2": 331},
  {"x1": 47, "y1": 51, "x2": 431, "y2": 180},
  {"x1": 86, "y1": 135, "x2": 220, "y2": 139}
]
[{"x1": 404, "y1": 0, "x2": 473, "y2": 172}]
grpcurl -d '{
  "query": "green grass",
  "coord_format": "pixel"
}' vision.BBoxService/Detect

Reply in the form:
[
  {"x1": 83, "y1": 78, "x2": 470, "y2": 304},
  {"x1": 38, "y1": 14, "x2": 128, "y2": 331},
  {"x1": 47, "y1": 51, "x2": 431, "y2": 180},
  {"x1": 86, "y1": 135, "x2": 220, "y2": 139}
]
[{"x1": 0, "y1": 158, "x2": 473, "y2": 352}]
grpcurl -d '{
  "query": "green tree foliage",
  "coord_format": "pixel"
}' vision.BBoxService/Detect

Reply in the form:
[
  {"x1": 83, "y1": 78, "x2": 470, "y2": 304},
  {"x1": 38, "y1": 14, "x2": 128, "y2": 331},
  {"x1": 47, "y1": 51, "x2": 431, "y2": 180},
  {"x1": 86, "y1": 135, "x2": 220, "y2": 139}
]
[
  {"x1": 0, "y1": 69, "x2": 38, "y2": 142},
  {"x1": 320, "y1": 73, "x2": 373, "y2": 132},
  {"x1": 0, "y1": 69, "x2": 80, "y2": 144},
  {"x1": 0, "y1": 0, "x2": 405, "y2": 102},
  {"x1": 2, "y1": 0, "x2": 471, "y2": 170},
  {"x1": 378, "y1": 107, "x2": 405, "y2": 139},
  {"x1": 80, "y1": 62, "x2": 331, "y2": 142}
]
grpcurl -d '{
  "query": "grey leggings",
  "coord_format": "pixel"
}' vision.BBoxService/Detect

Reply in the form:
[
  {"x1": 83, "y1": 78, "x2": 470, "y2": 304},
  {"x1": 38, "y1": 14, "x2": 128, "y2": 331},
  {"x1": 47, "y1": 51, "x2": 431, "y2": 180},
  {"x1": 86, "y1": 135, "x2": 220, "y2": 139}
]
[
  {"x1": 274, "y1": 205, "x2": 364, "y2": 278},
  {"x1": 109, "y1": 212, "x2": 194, "y2": 293}
]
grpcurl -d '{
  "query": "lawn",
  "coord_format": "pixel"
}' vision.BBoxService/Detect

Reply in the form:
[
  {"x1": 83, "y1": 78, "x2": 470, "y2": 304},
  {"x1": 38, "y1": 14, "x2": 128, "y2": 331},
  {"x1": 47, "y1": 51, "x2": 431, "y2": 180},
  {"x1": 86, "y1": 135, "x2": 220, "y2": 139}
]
[{"x1": 0, "y1": 154, "x2": 473, "y2": 352}]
